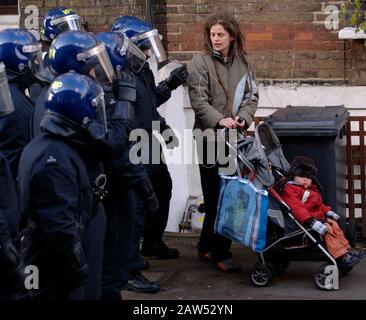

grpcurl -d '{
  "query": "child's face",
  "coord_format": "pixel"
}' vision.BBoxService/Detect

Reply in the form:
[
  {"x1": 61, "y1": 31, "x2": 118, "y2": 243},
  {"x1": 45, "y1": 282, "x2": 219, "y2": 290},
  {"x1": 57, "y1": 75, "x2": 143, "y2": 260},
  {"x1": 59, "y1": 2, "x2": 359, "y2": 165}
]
[{"x1": 294, "y1": 176, "x2": 312, "y2": 188}]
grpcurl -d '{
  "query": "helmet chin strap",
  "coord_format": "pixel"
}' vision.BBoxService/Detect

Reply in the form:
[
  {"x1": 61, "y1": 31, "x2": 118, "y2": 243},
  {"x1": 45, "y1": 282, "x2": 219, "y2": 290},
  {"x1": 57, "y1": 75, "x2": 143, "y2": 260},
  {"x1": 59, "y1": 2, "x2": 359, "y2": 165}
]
[
  {"x1": 6, "y1": 68, "x2": 38, "y2": 90},
  {"x1": 40, "y1": 112, "x2": 80, "y2": 138}
]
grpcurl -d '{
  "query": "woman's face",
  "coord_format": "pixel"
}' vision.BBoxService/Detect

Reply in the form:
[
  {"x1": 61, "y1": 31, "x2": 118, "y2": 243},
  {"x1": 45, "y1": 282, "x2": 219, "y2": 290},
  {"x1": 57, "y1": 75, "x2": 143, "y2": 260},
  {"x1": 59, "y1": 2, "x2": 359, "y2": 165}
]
[{"x1": 210, "y1": 24, "x2": 233, "y2": 57}]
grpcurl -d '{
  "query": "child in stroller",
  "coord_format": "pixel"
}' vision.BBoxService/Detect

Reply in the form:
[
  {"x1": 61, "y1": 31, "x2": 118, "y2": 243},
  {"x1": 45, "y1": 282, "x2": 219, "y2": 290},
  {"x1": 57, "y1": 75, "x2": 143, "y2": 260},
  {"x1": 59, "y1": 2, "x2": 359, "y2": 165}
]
[
  {"x1": 220, "y1": 123, "x2": 363, "y2": 290},
  {"x1": 281, "y1": 156, "x2": 361, "y2": 268}
]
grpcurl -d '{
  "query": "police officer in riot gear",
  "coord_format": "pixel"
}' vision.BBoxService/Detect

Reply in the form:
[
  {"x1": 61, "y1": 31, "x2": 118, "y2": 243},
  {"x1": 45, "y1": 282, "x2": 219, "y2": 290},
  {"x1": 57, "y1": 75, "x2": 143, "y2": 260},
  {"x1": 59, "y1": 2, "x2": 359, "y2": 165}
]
[
  {"x1": 94, "y1": 31, "x2": 160, "y2": 299},
  {"x1": 0, "y1": 65, "x2": 25, "y2": 299},
  {"x1": 111, "y1": 16, "x2": 189, "y2": 293},
  {"x1": 0, "y1": 28, "x2": 43, "y2": 179},
  {"x1": 28, "y1": 7, "x2": 84, "y2": 103},
  {"x1": 40, "y1": 7, "x2": 84, "y2": 45},
  {"x1": 30, "y1": 31, "x2": 125, "y2": 299},
  {"x1": 30, "y1": 30, "x2": 155, "y2": 299},
  {"x1": 17, "y1": 72, "x2": 108, "y2": 300}
]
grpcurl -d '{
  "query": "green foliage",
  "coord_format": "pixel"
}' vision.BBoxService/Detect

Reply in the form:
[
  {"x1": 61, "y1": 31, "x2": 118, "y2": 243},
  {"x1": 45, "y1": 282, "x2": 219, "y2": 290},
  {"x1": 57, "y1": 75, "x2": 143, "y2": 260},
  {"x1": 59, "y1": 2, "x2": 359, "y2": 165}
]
[{"x1": 341, "y1": 0, "x2": 366, "y2": 32}]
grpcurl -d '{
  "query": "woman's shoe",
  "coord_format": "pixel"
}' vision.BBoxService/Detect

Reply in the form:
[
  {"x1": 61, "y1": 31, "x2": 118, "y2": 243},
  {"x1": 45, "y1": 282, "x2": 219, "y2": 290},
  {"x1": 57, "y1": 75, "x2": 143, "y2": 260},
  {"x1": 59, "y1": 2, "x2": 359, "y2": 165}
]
[
  {"x1": 198, "y1": 251, "x2": 211, "y2": 262},
  {"x1": 214, "y1": 258, "x2": 242, "y2": 273}
]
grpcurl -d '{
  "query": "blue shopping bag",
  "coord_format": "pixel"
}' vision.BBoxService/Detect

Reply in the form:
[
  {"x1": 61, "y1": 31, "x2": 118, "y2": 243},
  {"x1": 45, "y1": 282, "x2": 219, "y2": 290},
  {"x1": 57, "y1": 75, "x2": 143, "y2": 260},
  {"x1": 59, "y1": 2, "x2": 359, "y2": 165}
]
[{"x1": 215, "y1": 176, "x2": 269, "y2": 253}]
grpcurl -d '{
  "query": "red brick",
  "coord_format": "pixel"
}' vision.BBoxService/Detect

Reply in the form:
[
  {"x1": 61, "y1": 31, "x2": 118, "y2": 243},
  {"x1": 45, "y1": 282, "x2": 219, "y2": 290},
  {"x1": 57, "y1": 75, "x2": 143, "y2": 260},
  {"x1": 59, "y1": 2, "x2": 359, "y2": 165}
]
[
  {"x1": 295, "y1": 32, "x2": 314, "y2": 41},
  {"x1": 245, "y1": 32, "x2": 273, "y2": 41}
]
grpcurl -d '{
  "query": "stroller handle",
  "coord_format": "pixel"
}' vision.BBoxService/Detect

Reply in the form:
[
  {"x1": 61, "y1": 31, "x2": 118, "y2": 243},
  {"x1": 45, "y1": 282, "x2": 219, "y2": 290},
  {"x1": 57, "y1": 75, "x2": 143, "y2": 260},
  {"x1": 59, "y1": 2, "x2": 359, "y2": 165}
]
[{"x1": 217, "y1": 127, "x2": 256, "y2": 176}]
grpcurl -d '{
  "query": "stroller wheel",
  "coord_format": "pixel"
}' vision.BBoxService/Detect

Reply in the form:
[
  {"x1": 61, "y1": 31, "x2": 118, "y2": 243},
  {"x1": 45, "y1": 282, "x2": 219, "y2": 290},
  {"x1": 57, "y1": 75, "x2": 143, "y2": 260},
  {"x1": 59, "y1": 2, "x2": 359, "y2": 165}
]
[
  {"x1": 314, "y1": 263, "x2": 339, "y2": 291},
  {"x1": 250, "y1": 263, "x2": 273, "y2": 287}
]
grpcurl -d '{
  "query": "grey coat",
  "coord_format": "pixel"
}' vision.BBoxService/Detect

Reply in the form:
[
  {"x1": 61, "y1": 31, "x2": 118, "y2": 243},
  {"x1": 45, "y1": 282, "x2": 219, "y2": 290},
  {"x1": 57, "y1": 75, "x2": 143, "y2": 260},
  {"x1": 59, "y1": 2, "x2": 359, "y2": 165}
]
[{"x1": 188, "y1": 51, "x2": 258, "y2": 133}]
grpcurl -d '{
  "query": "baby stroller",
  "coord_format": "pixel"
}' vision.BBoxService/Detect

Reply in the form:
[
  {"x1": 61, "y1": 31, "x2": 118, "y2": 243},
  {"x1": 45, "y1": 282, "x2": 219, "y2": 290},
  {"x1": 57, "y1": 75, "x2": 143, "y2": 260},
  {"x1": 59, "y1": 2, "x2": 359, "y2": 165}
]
[{"x1": 217, "y1": 123, "x2": 343, "y2": 291}]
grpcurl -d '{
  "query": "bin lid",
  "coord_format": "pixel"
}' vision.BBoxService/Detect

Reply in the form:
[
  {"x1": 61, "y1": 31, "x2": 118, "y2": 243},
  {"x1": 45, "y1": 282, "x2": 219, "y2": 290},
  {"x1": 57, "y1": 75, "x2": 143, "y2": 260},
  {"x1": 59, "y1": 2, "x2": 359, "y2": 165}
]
[{"x1": 266, "y1": 105, "x2": 349, "y2": 136}]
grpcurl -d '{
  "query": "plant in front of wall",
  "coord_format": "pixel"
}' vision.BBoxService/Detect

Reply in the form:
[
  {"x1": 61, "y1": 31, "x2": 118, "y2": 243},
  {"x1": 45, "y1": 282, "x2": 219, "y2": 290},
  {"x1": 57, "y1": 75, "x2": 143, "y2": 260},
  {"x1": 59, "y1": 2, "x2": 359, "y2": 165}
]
[{"x1": 341, "y1": 0, "x2": 366, "y2": 32}]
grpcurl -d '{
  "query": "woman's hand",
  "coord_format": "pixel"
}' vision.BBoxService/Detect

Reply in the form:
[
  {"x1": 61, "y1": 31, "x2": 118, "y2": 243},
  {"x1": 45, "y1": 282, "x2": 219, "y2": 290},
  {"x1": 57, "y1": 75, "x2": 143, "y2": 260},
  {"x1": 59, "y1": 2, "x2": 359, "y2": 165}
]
[
  {"x1": 218, "y1": 117, "x2": 238, "y2": 129},
  {"x1": 218, "y1": 116, "x2": 246, "y2": 129},
  {"x1": 234, "y1": 116, "x2": 246, "y2": 129}
]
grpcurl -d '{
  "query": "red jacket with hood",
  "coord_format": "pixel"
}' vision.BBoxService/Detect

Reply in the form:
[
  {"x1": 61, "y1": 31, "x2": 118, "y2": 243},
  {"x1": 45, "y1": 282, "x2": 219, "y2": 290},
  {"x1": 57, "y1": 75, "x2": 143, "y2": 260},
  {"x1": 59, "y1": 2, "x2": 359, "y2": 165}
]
[{"x1": 281, "y1": 181, "x2": 331, "y2": 224}]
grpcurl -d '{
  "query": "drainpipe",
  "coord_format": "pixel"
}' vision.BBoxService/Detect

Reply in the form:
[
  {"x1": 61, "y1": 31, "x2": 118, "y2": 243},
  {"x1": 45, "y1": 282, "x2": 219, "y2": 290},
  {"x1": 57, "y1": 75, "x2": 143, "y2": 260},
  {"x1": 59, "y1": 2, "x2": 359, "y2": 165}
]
[{"x1": 146, "y1": 0, "x2": 154, "y2": 27}]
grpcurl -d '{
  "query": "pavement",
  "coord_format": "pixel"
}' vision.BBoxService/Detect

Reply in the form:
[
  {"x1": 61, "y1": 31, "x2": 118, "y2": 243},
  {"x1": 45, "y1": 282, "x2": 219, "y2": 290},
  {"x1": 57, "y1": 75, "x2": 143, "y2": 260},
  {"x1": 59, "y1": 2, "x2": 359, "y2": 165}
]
[{"x1": 123, "y1": 233, "x2": 366, "y2": 300}]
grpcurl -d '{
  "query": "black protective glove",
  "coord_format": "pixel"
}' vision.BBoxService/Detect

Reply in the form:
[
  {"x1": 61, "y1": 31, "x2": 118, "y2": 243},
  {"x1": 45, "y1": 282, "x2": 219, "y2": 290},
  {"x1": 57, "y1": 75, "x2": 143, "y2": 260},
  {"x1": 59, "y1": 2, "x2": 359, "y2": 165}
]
[
  {"x1": 132, "y1": 179, "x2": 159, "y2": 215},
  {"x1": 160, "y1": 122, "x2": 179, "y2": 149},
  {"x1": 113, "y1": 69, "x2": 137, "y2": 102},
  {"x1": 64, "y1": 242, "x2": 90, "y2": 289},
  {"x1": 165, "y1": 64, "x2": 189, "y2": 90},
  {"x1": 112, "y1": 69, "x2": 137, "y2": 122},
  {"x1": 0, "y1": 240, "x2": 26, "y2": 292}
]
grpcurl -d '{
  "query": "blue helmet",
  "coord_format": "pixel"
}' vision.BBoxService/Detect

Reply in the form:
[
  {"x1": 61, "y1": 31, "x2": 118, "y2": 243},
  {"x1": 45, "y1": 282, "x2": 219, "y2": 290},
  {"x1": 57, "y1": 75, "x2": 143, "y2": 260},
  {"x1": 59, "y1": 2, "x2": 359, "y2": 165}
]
[
  {"x1": 111, "y1": 16, "x2": 167, "y2": 63},
  {"x1": 111, "y1": 16, "x2": 151, "y2": 42},
  {"x1": 95, "y1": 31, "x2": 146, "y2": 73},
  {"x1": 44, "y1": 72, "x2": 107, "y2": 136},
  {"x1": 0, "y1": 28, "x2": 43, "y2": 75},
  {"x1": 41, "y1": 7, "x2": 83, "y2": 43},
  {"x1": 47, "y1": 31, "x2": 115, "y2": 86}
]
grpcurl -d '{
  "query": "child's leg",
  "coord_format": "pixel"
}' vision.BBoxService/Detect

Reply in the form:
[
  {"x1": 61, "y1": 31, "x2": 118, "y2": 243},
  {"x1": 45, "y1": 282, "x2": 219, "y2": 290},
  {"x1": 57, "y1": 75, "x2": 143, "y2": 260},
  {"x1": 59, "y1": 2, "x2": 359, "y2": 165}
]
[{"x1": 323, "y1": 219, "x2": 351, "y2": 259}]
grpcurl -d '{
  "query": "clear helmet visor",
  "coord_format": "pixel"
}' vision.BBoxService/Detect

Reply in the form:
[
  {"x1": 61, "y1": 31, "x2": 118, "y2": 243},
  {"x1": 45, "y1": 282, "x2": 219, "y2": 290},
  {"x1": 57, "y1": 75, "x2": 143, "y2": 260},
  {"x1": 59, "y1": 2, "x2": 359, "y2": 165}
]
[
  {"x1": 23, "y1": 43, "x2": 44, "y2": 73},
  {"x1": 0, "y1": 62, "x2": 14, "y2": 116},
  {"x1": 87, "y1": 90, "x2": 108, "y2": 139},
  {"x1": 77, "y1": 43, "x2": 116, "y2": 86},
  {"x1": 120, "y1": 35, "x2": 146, "y2": 73},
  {"x1": 51, "y1": 14, "x2": 84, "y2": 33},
  {"x1": 131, "y1": 29, "x2": 167, "y2": 63}
]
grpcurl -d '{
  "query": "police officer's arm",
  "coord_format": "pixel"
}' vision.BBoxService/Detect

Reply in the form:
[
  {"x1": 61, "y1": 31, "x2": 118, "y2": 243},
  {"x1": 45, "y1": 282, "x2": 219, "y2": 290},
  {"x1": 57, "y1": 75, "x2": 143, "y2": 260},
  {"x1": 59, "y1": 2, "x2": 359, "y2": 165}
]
[
  {"x1": 0, "y1": 207, "x2": 26, "y2": 292},
  {"x1": 31, "y1": 166, "x2": 90, "y2": 287},
  {"x1": 0, "y1": 112, "x2": 27, "y2": 178},
  {"x1": 155, "y1": 64, "x2": 189, "y2": 107},
  {"x1": 85, "y1": 118, "x2": 131, "y2": 161},
  {"x1": 0, "y1": 209, "x2": 10, "y2": 247},
  {"x1": 108, "y1": 152, "x2": 159, "y2": 215},
  {"x1": 0, "y1": 152, "x2": 20, "y2": 237},
  {"x1": 113, "y1": 68, "x2": 137, "y2": 123},
  {"x1": 31, "y1": 167, "x2": 80, "y2": 250}
]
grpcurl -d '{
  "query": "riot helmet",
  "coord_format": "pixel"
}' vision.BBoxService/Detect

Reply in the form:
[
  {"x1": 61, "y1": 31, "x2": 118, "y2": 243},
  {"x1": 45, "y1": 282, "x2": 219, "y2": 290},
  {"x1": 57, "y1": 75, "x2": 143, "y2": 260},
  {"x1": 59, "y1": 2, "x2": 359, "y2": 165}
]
[
  {"x1": 42, "y1": 72, "x2": 107, "y2": 139},
  {"x1": 111, "y1": 16, "x2": 167, "y2": 63},
  {"x1": 47, "y1": 31, "x2": 115, "y2": 87},
  {"x1": 0, "y1": 28, "x2": 43, "y2": 78},
  {"x1": 41, "y1": 7, "x2": 83, "y2": 43},
  {"x1": 95, "y1": 31, "x2": 146, "y2": 73}
]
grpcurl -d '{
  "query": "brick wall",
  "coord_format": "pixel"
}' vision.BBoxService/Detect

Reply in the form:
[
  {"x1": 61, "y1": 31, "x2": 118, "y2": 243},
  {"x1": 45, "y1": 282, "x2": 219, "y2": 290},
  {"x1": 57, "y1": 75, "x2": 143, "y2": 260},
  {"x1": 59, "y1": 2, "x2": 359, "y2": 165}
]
[
  {"x1": 17, "y1": 0, "x2": 366, "y2": 84},
  {"x1": 19, "y1": 0, "x2": 147, "y2": 32},
  {"x1": 0, "y1": 0, "x2": 18, "y2": 14},
  {"x1": 163, "y1": 0, "x2": 365, "y2": 85}
]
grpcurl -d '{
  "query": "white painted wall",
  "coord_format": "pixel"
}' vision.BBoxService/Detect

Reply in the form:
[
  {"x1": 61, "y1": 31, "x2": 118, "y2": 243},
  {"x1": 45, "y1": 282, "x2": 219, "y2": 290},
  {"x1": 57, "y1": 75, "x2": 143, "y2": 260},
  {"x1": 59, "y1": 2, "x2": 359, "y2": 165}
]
[{"x1": 0, "y1": 15, "x2": 19, "y2": 31}]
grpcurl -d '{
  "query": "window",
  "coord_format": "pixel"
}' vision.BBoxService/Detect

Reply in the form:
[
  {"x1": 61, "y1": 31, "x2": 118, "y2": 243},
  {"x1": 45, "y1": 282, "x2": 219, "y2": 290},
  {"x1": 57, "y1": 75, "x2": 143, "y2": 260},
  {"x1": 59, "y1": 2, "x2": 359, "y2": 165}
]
[{"x1": 0, "y1": 0, "x2": 18, "y2": 15}]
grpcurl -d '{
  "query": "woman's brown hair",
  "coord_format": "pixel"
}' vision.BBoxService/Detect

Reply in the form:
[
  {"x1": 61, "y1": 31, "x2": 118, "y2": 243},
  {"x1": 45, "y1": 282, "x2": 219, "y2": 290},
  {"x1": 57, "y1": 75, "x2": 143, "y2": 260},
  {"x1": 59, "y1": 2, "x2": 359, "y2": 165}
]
[{"x1": 203, "y1": 11, "x2": 248, "y2": 67}]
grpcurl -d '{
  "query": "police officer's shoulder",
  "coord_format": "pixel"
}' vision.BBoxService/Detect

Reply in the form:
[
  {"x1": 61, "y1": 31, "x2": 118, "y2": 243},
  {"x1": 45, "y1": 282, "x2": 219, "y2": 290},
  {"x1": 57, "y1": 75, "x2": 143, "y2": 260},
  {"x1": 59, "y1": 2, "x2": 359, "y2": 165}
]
[{"x1": 32, "y1": 136, "x2": 82, "y2": 172}]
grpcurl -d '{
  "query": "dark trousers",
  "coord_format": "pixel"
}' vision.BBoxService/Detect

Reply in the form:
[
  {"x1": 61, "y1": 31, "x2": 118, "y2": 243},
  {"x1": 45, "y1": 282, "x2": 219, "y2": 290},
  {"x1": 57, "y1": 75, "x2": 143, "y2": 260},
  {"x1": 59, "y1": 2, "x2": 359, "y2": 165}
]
[
  {"x1": 83, "y1": 203, "x2": 106, "y2": 300},
  {"x1": 130, "y1": 192, "x2": 145, "y2": 275},
  {"x1": 143, "y1": 162, "x2": 173, "y2": 245},
  {"x1": 196, "y1": 139, "x2": 232, "y2": 263},
  {"x1": 101, "y1": 188, "x2": 135, "y2": 300},
  {"x1": 130, "y1": 157, "x2": 173, "y2": 275}
]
